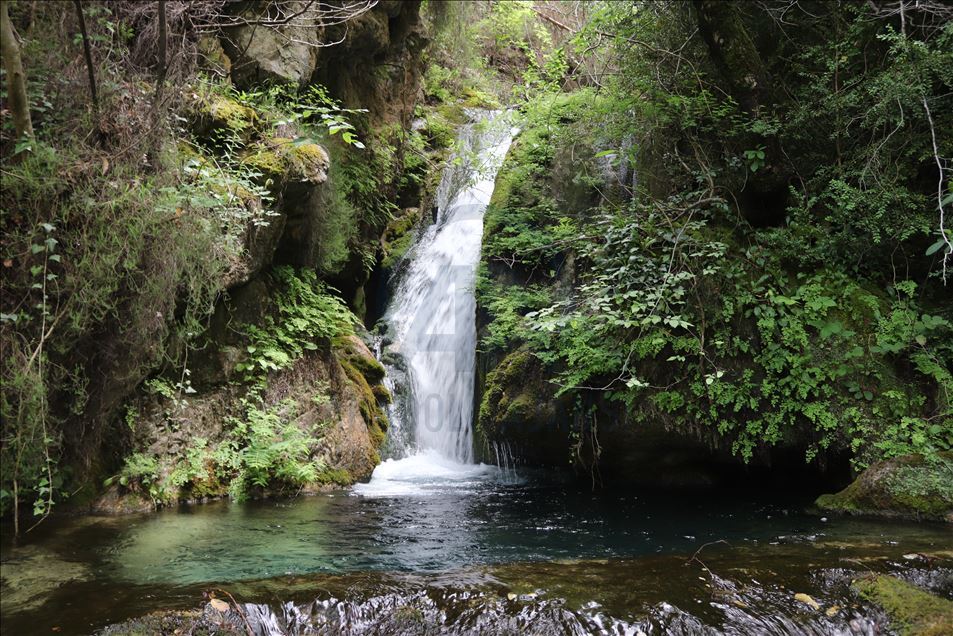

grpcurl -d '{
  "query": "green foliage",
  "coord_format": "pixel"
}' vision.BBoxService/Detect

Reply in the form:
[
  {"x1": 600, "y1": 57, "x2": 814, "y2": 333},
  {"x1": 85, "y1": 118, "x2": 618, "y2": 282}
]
[
  {"x1": 482, "y1": 90, "x2": 601, "y2": 271},
  {"x1": 104, "y1": 453, "x2": 162, "y2": 502},
  {"x1": 479, "y1": 2, "x2": 953, "y2": 473},
  {"x1": 237, "y1": 267, "x2": 357, "y2": 381},
  {"x1": 424, "y1": 64, "x2": 458, "y2": 104},
  {"x1": 227, "y1": 397, "x2": 324, "y2": 499},
  {"x1": 105, "y1": 381, "x2": 336, "y2": 505}
]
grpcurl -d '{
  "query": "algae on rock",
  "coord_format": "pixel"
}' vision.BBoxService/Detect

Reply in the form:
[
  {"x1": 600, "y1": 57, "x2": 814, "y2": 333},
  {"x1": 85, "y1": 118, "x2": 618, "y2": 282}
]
[{"x1": 852, "y1": 575, "x2": 953, "y2": 636}]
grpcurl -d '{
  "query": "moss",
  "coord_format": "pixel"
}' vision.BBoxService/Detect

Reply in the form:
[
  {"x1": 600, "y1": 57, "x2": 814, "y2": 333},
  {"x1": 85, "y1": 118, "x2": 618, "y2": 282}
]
[
  {"x1": 190, "y1": 93, "x2": 258, "y2": 140},
  {"x1": 348, "y1": 352, "x2": 387, "y2": 384},
  {"x1": 372, "y1": 383, "x2": 393, "y2": 404},
  {"x1": 502, "y1": 393, "x2": 535, "y2": 422},
  {"x1": 462, "y1": 86, "x2": 501, "y2": 109},
  {"x1": 479, "y1": 349, "x2": 535, "y2": 431},
  {"x1": 338, "y1": 356, "x2": 388, "y2": 448},
  {"x1": 315, "y1": 467, "x2": 352, "y2": 486},
  {"x1": 816, "y1": 453, "x2": 953, "y2": 521},
  {"x1": 243, "y1": 137, "x2": 330, "y2": 186},
  {"x1": 435, "y1": 102, "x2": 468, "y2": 125},
  {"x1": 853, "y1": 575, "x2": 953, "y2": 636}
]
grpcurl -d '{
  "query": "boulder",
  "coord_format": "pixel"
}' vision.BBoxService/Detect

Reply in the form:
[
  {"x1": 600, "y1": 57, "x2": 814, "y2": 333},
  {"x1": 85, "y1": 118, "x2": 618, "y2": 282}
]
[
  {"x1": 223, "y1": 0, "x2": 318, "y2": 87},
  {"x1": 816, "y1": 453, "x2": 953, "y2": 522}
]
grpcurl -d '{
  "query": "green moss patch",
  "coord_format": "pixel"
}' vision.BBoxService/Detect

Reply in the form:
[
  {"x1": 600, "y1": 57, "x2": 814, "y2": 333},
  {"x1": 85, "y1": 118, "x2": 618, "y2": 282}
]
[
  {"x1": 381, "y1": 207, "x2": 423, "y2": 270},
  {"x1": 315, "y1": 467, "x2": 352, "y2": 486},
  {"x1": 243, "y1": 137, "x2": 330, "y2": 186},
  {"x1": 188, "y1": 93, "x2": 258, "y2": 141},
  {"x1": 853, "y1": 575, "x2": 953, "y2": 636},
  {"x1": 480, "y1": 349, "x2": 553, "y2": 434},
  {"x1": 337, "y1": 353, "x2": 389, "y2": 448}
]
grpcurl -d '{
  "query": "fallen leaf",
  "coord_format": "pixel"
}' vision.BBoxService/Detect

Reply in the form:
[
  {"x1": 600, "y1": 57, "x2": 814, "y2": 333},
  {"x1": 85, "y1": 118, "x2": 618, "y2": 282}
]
[
  {"x1": 794, "y1": 593, "x2": 820, "y2": 610},
  {"x1": 506, "y1": 593, "x2": 517, "y2": 601},
  {"x1": 826, "y1": 604, "x2": 840, "y2": 617},
  {"x1": 208, "y1": 598, "x2": 230, "y2": 612},
  {"x1": 3, "y1": 259, "x2": 12, "y2": 268}
]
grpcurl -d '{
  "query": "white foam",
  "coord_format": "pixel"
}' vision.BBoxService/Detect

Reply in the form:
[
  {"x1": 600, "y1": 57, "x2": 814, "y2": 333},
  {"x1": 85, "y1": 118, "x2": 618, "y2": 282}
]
[{"x1": 354, "y1": 449, "x2": 500, "y2": 497}]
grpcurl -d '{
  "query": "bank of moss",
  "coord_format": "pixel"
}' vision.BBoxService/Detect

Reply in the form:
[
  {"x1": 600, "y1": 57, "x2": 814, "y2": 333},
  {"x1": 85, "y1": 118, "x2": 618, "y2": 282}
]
[
  {"x1": 188, "y1": 92, "x2": 259, "y2": 141},
  {"x1": 381, "y1": 207, "x2": 424, "y2": 271},
  {"x1": 315, "y1": 467, "x2": 352, "y2": 486},
  {"x1": 243, "y1": 137, "x2": 330, "y2": 186},
  {"x1": 479, "y1": 348, "x2": 561, "y2": 437},
  {"x1": 817, "y1": 453, "x2": 953, "y2": 521},
  {"x1": 853, "y1": 575, "x2": 953, "y2": 636}
]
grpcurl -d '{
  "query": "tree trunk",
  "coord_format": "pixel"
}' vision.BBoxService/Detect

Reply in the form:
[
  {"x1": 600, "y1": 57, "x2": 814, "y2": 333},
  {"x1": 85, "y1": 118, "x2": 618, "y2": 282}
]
[
  {"x1": 0, "y1": 0, "x2": 34, "y2": 142},
  {"x1": 73, "y1": 0, "x2": 98, "y2": 115},
  {"x1": 694, "y1": 0, "x2": 769, "y2": 115},
  {"x1": 155, "y1": 0, "x2": 167, "y2": 90}
]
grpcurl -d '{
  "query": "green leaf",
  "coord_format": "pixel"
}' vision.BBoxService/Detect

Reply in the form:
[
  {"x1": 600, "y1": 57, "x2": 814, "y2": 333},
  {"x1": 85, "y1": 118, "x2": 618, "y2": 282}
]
[{"x1": 925, "y1": 238, "x2": 948, "y2": 256}]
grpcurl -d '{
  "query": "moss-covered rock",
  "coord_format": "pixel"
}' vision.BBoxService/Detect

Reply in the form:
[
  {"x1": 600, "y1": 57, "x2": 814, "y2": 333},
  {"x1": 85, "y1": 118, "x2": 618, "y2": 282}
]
[
  {"x1": 187, "y1": 93, "x2": 258, "y2": 142},
  {"x1": 314, "y1": 467, "x2": 352, "y2": 487},
  {"x1": 853, "y1": 575, "x2": 953, "y2": 636},
  {"x1": 335, "y1": 335, "x2": 390, "y2": 452},
  {"x1": 477, "y1": 348, "x2": 575, "y2": 467},
  {"x1": 91, "y1": 338, "x2": 387, "y2": 512},
  {"x1": 243, "y1": 137, "x2": 330, "y2": 187},
  {"x1": 381, "y1": 207, "x2": 423, "y2": 270},
  {"x1": 816, "y1": 453, "x2": 953, "y2": 522}
]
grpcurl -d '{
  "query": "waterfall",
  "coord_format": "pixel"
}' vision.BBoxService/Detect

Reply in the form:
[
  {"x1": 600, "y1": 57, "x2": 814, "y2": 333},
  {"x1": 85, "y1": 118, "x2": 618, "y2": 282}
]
[{"x1": 357, "y1": 111, "x2": 514, "y2": 493}]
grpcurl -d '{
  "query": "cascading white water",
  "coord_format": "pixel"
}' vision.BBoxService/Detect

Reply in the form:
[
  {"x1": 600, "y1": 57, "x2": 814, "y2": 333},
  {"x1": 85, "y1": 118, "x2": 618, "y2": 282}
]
[{"x1": 356, "y1": 111, "x2": 514, "y2": 495}]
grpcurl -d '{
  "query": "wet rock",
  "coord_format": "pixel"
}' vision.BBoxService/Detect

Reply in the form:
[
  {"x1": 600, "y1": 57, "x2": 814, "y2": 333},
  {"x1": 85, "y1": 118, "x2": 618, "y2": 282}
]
[
  {"x1": 794, "y1": 592, "x2": 820, "y2": 610},
  {"x1": 852, "y1": 574, "x2": 953, "y2": 636}
]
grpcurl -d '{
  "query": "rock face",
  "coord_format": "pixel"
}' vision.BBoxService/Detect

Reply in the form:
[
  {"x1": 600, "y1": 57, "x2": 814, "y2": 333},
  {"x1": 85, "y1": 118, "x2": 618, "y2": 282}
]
[
  {"x1": 311, "y1": 1, "x2": 427, "y2": 125},
  {"x1": 222, "y1": 0, "x2": 319, "y2": 87},
  {"x1": 816, "y1": 453, "x2": 953, "y2": 522},
  {"x1": 93, "y1": 334, "x2": 389, "y2": 512},
  {"x1": 477, "y1": 349, "x2": 754, "y2": 488},
  {"x1": 473, "y1": 94, "x2": 843, "y2": 489},
  {"x1": 223, "y1": 1, "x2": 427, "y2": 127},
  {"x1": 83, "y1": 3, "x2": 432, "y2": 512}
]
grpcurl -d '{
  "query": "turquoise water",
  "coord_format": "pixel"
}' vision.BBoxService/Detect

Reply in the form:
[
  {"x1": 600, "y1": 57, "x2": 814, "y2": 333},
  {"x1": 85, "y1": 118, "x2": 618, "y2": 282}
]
[{"x1": 2, "y1": 467, "x2": 951, "y2": 634}]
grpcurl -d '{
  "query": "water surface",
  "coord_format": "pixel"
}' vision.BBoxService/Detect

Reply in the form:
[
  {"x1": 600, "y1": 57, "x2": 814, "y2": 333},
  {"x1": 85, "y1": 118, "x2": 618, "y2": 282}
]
[{"x1": 2, "y1": 470, "x2": 951, "y2": 634}]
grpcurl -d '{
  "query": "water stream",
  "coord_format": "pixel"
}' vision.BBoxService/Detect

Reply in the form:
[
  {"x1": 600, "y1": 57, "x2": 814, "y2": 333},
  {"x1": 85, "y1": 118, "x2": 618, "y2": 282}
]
[
  {"x1": 1, "y1": 113, "x2": 951, "y2": 635},
  {"x1": 359, "y1": 110, "x2": 515, "y2": 493}
]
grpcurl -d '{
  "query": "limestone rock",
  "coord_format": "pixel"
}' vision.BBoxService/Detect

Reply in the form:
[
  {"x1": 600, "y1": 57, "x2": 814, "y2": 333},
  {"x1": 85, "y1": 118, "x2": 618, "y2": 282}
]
[{"x1": 223, "y1": 0, "x2": 318, "y2": 87}]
